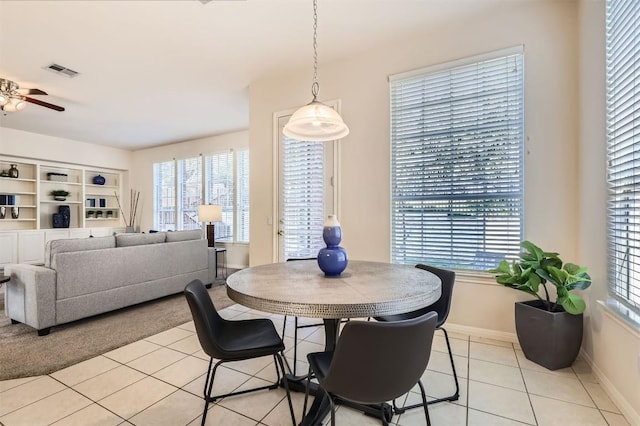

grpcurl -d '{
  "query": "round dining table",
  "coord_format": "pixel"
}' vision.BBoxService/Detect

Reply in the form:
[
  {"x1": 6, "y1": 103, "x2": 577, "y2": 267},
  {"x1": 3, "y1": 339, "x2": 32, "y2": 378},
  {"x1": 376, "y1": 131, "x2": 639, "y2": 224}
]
[{"x1": 226, "y1": 259, "x2": 441, "y2": 425}]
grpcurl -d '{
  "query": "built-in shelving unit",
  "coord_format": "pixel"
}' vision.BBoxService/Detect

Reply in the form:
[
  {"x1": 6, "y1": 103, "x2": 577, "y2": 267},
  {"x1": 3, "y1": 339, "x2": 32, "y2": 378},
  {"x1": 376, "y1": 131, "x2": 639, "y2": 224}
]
[{"x1": 0, "y1": 156, "x2": 126, "y2": 267}]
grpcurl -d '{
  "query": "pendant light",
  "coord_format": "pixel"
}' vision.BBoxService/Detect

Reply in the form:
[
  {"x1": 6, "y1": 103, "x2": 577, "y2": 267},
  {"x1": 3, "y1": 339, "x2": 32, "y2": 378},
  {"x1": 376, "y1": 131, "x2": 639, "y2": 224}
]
[{"x1": 283, "y1": 0, "x2": 349, "y2": 142}]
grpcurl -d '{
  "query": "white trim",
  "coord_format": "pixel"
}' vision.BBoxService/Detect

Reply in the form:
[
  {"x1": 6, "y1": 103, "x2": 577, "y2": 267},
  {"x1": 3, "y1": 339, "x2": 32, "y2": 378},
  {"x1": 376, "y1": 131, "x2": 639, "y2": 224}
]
[
  {"x1": 389, "y1": 45, "x2": 524, "y2": 82},
  {"x1": 446, "y1": 323, "x2": 518, "y2": 343},
  {"x1": 579, "y1": 349, "x2": 640, "y2": 426}
]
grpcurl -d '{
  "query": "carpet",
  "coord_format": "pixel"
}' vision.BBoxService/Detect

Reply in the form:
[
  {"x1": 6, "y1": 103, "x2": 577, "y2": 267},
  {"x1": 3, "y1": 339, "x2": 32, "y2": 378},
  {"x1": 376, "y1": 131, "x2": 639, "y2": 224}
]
[{"x1": 0, "y1": 276, "x2": 236, "y2": 381}]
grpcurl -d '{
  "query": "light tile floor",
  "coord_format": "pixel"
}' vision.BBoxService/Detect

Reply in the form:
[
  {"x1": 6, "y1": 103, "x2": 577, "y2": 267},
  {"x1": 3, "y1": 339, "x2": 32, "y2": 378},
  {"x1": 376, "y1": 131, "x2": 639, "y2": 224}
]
[{"x1": 0, "y1": 304, "x2": 631, "y2": 426}]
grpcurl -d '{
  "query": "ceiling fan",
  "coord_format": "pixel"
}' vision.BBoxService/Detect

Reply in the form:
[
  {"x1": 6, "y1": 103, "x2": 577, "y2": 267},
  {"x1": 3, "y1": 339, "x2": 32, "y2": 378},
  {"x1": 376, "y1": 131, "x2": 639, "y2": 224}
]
[{"x1": 0, "y1": 78, "x2": 65, "y2": 113}]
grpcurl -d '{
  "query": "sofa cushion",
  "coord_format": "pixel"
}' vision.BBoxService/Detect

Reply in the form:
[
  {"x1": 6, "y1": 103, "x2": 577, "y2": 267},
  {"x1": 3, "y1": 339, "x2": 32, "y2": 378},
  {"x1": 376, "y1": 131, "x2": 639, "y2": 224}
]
[
  {"x1": 115, "y1": 232, "x2": 166, "y2": 247},
  {"x1": 46, "y1": 236, "x2": 116, "y2": 268},
  {"x1": 165, "y1": 230, "x2": 202, "y2": 242}
]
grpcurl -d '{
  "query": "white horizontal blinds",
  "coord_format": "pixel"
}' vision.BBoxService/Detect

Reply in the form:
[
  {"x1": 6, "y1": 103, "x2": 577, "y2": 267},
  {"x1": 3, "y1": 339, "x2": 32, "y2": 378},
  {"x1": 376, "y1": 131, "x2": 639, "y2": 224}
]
[
  {"x1": 153, "y1": 161, "x2": 175, "y2": 231},
  {"x1": 606, "y1": 0, "x2": 640, "y2": 312},
  {"x1": 178, "y1": 156, "x2": 202, "y2": 230},
  {"x1": 236, "y1": 149, "x2": 250, "y2": 243},
  {"x1": 391, "y1": 51, "x2": 524, "y2": 270},
  {"x1": 205, "y1": 152, "x2": 234, "y2": 242},
  {"x1": 282, "y1": 137, "x2": 325, "y2": 259}
]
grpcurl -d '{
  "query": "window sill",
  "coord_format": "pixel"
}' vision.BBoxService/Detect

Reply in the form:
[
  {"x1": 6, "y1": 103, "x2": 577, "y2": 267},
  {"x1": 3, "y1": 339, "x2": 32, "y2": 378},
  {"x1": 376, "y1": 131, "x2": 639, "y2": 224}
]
[{"x1": 597, "y1": 299, "x2": 640, "y2": 338}]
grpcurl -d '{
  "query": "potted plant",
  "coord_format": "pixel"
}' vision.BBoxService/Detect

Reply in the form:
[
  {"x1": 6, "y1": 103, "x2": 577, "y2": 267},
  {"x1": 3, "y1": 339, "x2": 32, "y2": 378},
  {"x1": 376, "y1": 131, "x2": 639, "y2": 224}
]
[
  {"x1": 489, "y1": 240, "x2": 591, "y2": 370},
  {"x1": 50, "y1": 190, "x2": 71, "y2": 201}
]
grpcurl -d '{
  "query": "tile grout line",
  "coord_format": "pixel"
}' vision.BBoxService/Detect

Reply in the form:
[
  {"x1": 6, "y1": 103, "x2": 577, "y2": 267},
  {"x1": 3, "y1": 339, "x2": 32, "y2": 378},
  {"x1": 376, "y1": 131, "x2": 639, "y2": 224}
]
[
  {"x1": 572, "y1": 364, "x2": 613, "y2": 425},
  {"x1": 514, "y1": 343, "x2": 539, "y2": 426}
]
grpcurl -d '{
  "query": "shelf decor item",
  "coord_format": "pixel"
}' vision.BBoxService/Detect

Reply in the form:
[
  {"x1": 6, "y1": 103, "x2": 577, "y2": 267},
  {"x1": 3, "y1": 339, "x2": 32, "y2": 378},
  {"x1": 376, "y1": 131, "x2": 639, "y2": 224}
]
[
  {"x1": 115, "y1": 189, "x2": 140, "y2": 232},
  {"x1": 53, "y1": 205, "x2": 71, "y2": 228},
  {"x1": 317, "y1": 214, "x2": 348, "y2": 276},
  {"x1": 50, "y1": 190, "x2": 71, "y2": 201},
  {"x1": 0, "y1": 206, "x2": 5, "y2": 219},
  {"x1": 93, "y1": 175, "x2": 106, "y2": 185},
  {"x1": 11, "y1": 206, "x2": 19, "y2": 219},
  {"x1": 489, "y1": 240, "x2": 591, "y2": 370},
  {"x1": 47, "y1": 172, "x2": 68, "y2": 182},
  {"x1": 99, "y1": 198, "x2": 106, "y2": 207},
  {"x1": 9, "y1": 164, "x2": 18, "y2": 179}
]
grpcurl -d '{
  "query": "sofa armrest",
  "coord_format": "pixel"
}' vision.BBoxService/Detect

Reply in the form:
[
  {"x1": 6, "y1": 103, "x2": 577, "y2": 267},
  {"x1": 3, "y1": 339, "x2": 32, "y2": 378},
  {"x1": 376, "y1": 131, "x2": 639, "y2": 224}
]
[{"x1": 4, "y1": 264, "x2": 57, "y2": 331}]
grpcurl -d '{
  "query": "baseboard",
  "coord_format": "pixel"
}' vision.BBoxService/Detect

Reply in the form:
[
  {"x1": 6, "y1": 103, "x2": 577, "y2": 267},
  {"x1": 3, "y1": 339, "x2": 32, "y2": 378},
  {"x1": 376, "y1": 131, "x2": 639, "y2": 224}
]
[
  {"x1": 226, "y1": 263, "x2": 246, "y2": 270},
  {"x1": 580, "y1": 349, "x2": 640, "y2": 426},
  {"x1": 446, "y1": 322, "x2": 518, "y2": 343}
]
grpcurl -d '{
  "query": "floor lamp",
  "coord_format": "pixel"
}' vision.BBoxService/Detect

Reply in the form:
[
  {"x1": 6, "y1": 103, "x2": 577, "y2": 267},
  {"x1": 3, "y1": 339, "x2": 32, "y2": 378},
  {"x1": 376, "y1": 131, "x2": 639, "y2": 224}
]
[{"x1": 198, "y1": 204, "x2": 222, "y2": 247}]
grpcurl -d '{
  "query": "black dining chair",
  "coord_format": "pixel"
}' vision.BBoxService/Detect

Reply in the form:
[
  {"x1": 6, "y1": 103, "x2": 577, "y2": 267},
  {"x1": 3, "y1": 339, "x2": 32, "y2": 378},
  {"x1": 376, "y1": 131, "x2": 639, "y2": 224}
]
[
  {"x1": 303, "y1": 311, "x2": 438, "y2": 426},
  {"x1": 374, "y1": 264, "x2": 459, "y2": 412},
  {"x1": 184, "y1": 279, "x2": 296, "y2": 426}
]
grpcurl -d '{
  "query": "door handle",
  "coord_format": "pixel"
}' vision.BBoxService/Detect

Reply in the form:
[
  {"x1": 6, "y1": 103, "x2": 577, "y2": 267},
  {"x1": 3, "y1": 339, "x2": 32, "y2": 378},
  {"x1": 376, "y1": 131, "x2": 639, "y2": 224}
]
[{"x1": 277, "y1": 230, "x2": 284, "y2": 236}]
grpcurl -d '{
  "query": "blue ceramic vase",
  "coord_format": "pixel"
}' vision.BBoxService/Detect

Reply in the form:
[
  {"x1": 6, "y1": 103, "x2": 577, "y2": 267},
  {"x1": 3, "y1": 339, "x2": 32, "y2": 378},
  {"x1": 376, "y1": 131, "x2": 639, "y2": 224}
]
[
  {"x1": 317, "y1": 215, "x2": 348, "y2": 276},
  {"x1": 93, "y1": 175, "x2": 106, "y2": 185}
]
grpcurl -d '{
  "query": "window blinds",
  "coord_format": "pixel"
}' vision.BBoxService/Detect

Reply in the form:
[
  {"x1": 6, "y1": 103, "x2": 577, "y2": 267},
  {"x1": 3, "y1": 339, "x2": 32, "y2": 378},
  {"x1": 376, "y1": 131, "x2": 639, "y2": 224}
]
[
  {"x1": 153, "y1": 161, "x2": 176, "y2": 231},
  {"x1": 390, "y1": 49, "x2": 524, "y2": 270},
  {"x1": 237, "y1": 149, "x2": 250, "y2": 243},
  {"x1": 205, "y1": 152, "x2": 234, "y2": 241},
  {"x1": 606, "y1": 0, "x2": 640, "y2": 311},
  {"x1": 281, "y1": 137, "x2": 325, "y2": 260},
  {"x1": 178, "y1": 157, "x2": 202, "y2": 230}
]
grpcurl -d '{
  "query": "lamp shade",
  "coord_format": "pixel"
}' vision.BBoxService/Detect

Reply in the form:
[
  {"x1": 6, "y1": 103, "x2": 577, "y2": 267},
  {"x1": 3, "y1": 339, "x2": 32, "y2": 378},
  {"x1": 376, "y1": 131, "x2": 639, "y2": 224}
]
[
  {"x1": 198, "y1": 204, "x2": 222, "y2": 222},
  {"x1": 283, "y1": 100, "x2": 349, "y2": 142}
]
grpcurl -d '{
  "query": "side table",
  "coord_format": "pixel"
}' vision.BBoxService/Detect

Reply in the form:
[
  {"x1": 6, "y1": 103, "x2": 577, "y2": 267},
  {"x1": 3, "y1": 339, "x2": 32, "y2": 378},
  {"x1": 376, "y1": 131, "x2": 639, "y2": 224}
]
[{"x1": 207, "y1": 247, "x2": 227, "y2": 282}]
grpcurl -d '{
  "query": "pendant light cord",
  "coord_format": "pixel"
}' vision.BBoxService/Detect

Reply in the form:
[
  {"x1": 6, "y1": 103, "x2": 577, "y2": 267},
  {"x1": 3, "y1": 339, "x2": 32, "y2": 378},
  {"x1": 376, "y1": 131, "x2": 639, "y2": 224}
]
[{"x1": 311, "y1": 0, "x2": 319, "y2": 101}]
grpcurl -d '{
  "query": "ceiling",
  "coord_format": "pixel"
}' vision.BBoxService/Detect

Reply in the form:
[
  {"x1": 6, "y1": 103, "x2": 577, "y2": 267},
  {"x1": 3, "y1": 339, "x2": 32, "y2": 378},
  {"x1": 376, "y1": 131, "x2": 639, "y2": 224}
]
[{"x1": 0, "y1": 0, "x2": 504, "y2": 150}]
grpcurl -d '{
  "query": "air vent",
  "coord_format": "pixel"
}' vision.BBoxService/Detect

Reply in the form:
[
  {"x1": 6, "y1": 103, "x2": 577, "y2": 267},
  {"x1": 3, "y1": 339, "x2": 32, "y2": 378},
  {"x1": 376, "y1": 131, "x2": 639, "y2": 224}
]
[{"x1": 45, "y1": 63, "x2": 79, "y2": 78}]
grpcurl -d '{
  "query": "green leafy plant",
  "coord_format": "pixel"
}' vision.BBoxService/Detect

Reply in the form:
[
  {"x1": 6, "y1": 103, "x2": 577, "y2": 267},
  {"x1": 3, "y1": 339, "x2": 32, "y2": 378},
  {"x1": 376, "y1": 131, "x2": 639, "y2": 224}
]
[
  {"x1": 50, "y1": 190, "x2": 71, "y2": 197},
  {"x1": 488, "y1": 241, "x2": 591, "y2": 314}
]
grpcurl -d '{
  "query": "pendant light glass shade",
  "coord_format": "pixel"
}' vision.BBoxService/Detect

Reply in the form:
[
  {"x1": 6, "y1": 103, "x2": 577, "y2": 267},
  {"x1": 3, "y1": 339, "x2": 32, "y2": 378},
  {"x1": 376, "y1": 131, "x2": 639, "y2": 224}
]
[{"x1": 283, "y1": 100, "x2": 349, "y2": 142}]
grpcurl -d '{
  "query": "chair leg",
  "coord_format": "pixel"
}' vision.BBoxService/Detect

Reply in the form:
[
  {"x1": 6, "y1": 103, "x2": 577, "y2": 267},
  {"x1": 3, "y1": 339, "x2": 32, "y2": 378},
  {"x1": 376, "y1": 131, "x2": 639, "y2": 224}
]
[
  {"x1": 303, "y1": 366, "x2": 312, "y2": 418},
  {"x1": 328, "y1": 392, "x2": 336, "y2": 426},
  {"x1": 201, "y1": 358, "x2": 215, "y2": 426},
  {"x1": 417, "y1": 380, "x2": 431, "y2": 426},
  {"x1": 276, "y1": 353, "x2": 296, "y2": 425},
  {"x1": 293, "y1": 317, "x2": 298, "y2": 376},
  {"x1": 392, "y1": 327, "x2": 460, "y2": 415}
]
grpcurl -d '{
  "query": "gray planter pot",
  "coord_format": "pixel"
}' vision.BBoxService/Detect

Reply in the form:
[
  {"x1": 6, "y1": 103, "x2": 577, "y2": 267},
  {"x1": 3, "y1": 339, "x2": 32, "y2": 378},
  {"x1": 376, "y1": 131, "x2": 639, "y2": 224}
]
[{"x1": 515, "y1": 300, "x2": 583, "y2": 370}]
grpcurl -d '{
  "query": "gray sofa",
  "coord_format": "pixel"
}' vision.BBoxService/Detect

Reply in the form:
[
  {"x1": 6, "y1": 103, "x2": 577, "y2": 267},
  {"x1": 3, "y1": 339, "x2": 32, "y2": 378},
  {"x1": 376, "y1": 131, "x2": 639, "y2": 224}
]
[{"x1": 4, "y1": 230, "x2": 208, "y2": 335}]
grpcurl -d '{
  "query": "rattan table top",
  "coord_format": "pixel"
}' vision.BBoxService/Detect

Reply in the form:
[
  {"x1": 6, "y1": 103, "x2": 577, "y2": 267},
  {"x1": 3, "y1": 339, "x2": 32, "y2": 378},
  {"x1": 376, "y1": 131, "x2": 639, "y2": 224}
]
[{"x1": 226, "y1": 260, "x2": 441, "y2": 319}]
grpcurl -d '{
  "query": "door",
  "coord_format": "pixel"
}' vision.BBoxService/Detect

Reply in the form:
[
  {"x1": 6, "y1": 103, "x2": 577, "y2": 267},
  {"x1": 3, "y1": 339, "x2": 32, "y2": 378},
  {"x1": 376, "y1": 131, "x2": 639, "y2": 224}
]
[{"x1": 275, "y1": 114, "x2": 338, "y2": 262}]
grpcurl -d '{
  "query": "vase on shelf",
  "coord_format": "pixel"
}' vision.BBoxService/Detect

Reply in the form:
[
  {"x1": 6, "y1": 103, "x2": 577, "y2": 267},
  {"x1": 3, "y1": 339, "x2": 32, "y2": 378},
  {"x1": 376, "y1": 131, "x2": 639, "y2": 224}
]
[
  {"x1": 9, "y1": 164, "x2": 18, "y2": 179},
  {"x1": 11, "y1": 207, "x2": 19, "y2": 219},
  {"x1": 0, "y1": 206, "x2": 5, "y2": 219},
  {"x1": 317, "y1": 214, "x2": 348, "y2": 277},
  {"x1": 93, "y1": 175, "x2": 106, "y2": 185}
]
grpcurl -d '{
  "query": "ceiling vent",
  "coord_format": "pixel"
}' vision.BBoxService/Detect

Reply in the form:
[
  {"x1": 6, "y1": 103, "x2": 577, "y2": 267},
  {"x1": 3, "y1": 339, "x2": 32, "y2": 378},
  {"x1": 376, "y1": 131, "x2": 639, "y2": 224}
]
[{"x1": 45, "y1": 63, "x2": 79, "y2": 78}]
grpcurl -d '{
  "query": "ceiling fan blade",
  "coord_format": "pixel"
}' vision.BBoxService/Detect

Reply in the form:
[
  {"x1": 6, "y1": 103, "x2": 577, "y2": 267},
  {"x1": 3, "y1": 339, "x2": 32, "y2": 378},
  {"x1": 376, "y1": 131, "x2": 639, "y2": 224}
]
[
  {"x1": 23, "y1": 96, "x2": 65, "y2": 112},
  {"x1": 18, "y1": 88, "x2": 48, "y2": 96}
]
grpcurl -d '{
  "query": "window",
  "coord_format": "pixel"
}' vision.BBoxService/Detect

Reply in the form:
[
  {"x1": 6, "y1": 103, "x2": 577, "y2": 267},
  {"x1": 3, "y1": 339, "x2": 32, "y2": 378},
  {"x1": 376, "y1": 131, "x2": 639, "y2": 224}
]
[
  {"x1": 153, "y1": 149, "x2": 249, "y2": 243},
  {"x1": 606, "y1": 0, "x2": 640, "y2": 312},
  {"x1": 153, "y1": 160, "x2": 175, "y2": 231},
  {"x1": 390, "y1": 47, "x2": 524, "y2": 271},
  {"x1": 178, "y1": 156, "x2": 202, "y2": 231},
  {"x1": 204, "y1": 152, "x2": 233, "y2": 242}
]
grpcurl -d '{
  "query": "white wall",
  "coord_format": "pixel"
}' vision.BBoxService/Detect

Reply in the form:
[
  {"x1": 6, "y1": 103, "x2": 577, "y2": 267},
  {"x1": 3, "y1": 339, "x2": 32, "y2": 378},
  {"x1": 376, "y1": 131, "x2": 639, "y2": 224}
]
[
  {"x1": 0, "y1": 127, "x2": 132, "y2": 171},
  {"x1": 250, "y1": 0, "x2": 579, "y2": 333},
  {"x1": 130, "y1": 130, "x2": 249, "y2": 268},
  {"x1": 578, "y1": 0, "x2": 640, "y2": 422}
]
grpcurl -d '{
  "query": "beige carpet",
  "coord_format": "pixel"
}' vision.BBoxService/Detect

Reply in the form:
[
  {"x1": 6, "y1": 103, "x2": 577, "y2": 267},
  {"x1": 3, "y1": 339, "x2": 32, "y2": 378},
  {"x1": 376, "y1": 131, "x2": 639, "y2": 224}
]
[{"x1": 0, "y1": 277, "x2": 236, "y2": 381}]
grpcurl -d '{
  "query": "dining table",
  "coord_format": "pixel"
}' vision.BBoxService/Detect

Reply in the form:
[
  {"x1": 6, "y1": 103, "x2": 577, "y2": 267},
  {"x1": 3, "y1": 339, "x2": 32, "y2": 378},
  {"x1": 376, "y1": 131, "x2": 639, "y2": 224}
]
[{"x1": 226, "y1": 259, "x2": 441, "y2": 425}]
